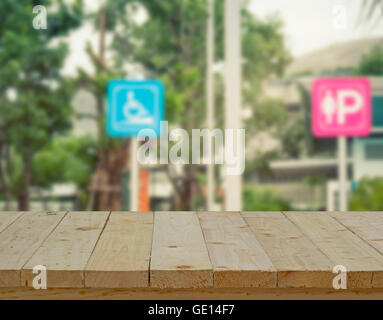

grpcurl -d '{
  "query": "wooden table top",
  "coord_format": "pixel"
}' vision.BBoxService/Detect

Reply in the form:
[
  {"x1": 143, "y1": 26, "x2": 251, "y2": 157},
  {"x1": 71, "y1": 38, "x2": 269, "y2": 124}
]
[{"x1": 1, "y1": 211, "x2": 383, "y2": 290}]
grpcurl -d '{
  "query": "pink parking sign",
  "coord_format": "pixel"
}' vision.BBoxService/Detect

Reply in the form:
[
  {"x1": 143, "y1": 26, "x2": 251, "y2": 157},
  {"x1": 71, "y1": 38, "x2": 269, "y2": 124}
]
[{"x1": 312, "y1": 78, "x2": 372, "y2": 137}]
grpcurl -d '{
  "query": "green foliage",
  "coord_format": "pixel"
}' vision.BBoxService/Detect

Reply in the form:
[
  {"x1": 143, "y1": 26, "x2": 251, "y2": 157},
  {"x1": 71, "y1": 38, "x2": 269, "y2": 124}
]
[
  {"x1": 244, "y1": 150, "x2": 279, "y2": 181},
  {"x1": 242, "y1": 13, "x2": 291, "y2": 104},
  {"x1": 0, "y1": 0, "x2": 83, "y2": 208},
  {"x1": 302, "y1": 174, "x2": 326, "y2": 187},
  {"x1": 356, "y1": 45, "x2": 383, "y2": 76},
  {"x1": 33, "y1": 136, "x2": 98, "y2": 189},
  {"x1": 280, "y1": 117, "x2": 306, "y2": 158},
  {"x1": 247, "y1": 99, "x2": 287, "y2": 133},
  {"x1": 106, "y1": 0, "x2": 290, "y2": 208},
  {"x1": 111, "y1": 0, "x2": 290, "y2": 130},
  {"x1": 350, "y1": 177, "x2": 383, "y2": 211},
  {"x1": 243, "y1": 186, "x2": 291, "y2": 211},
  {"x1": 0, "y1": 0, "x2": 83, "y2": 154}
]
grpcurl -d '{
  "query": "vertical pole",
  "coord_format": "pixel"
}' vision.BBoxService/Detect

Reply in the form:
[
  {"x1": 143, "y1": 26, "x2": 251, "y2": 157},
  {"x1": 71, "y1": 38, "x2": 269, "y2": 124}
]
[
  {"x1": 224, "y1": 0, "x2": 242, "y2": 211},
  {"x1": 130, "y1": 137, "x2": 139, "y2": 211},
  {"x1": 338, "y1": 136, "x2": 347, "y2": 211},
  {"x1": 206, "y1": 0, "x2": 215, "y2": 211}
]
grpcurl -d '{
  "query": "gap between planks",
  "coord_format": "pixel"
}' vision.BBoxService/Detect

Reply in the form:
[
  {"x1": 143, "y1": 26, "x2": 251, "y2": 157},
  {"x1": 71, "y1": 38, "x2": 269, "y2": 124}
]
[
  {"x1": 0, "y1": 211, "x2": 67, "y2": 287},
  {"x1": 330, "y1": 211, "x2": 383, "y2": 287},
  {"x1": 4, "y1": 211, "x2": 383, "y2": 290},
  {"x1": 22, "y1": 211, "x2": 110, "y2": 288},
  {"x1": 242, "y1": 212, "x2": 334, "y2": 288},
  {"x1": 85, "y1": 212, "x2": 153, "y2": 288},
  {"x1": 150, "y1": 211, "x2": 213, "y2": 289},
  {"x1": 283, "y1": 211, "x2": 383, "y2": 289},
  {"x1": 198, "y1": 212, "x2": 276, "y2": 288}
]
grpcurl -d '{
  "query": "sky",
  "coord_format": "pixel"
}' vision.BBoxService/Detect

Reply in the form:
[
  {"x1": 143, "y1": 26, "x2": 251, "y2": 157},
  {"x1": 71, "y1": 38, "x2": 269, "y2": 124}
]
[
  {"x1": 62, "y1": 0, "x2": 383, "y2": 75},
  {"x1": 249, "y1": 0, "x2": 383, "y2": 56}
]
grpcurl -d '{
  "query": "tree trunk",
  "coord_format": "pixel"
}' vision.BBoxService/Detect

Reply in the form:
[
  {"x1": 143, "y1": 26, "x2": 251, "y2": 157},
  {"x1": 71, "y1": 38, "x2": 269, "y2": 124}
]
[
  {"x1": 177, "y1": 165, "x2": 194, "y2": 211},
  {"x1": 18, "y1": 161, "x2": 31, "y2": 211}
]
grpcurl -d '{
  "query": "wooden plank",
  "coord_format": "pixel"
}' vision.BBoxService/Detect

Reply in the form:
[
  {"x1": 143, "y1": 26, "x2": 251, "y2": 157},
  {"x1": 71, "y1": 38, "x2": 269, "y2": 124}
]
[
  {"x1": 0, "y1": 211, "x2": 66, "y2": 287},
  {"x1": 85, "y1": 212, "x2": 153, "y2": 288},
  {"x1": 0, "y1": 212, "x2": 24, "y2": 234},
  {"x1": 22, "y1": 211, "x2": 110, "y2": 288},
  {"x1": 5, "y1": 287, "x2": 383, "y2": 300},
  {"x1": 150, "y1": 211, "x2": 213, "y2": 288},
  {"x1": 330, "y1": 212, "x2": 383, "y2": 252},
  {"x1": 198, "y1": 212, "x2": 276, "y2": 288},
  {"x1": 242, "y1": 212, "x2": 333, "y2": 288},
  {"x1": 331, "y1": 211, "x2": 383, "y2": 287},
  {"x1": 286, "y1": 212, "x2": 383, "y2": 288}
]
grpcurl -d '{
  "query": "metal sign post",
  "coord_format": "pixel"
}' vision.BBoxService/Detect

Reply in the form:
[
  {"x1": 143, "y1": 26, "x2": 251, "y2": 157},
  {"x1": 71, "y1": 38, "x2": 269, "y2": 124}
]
[
  {"x1": 206, "y1": 0, "x2": 215, "y2": 211},
  {"x1": 224, "y1": 0, "x2": 242, "y2": 211},
  {"x1": 338, "y1": 136, "x2": 347, "y2": 211},
  {"x1": 130, "y1": 137, "x2": 139, "y2": 211},
  {"x1": 312, "y1": 78, "x2": 371, "y2": 211},
  {"x1": 107, "y1": 80, "x2": 164, "y2": 211}
]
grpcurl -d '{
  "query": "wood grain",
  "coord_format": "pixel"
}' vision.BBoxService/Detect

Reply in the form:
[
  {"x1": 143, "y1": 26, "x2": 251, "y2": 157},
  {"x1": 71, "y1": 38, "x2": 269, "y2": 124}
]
[
  {"x1": 199, "y1": 212, "x2": 276, "y2": 288},
  {"x1": 0, "y1": 212, "x2": 24, "y2": 234},
  {"x1": 1, "y1": 211, "x2": 383, "y2": 291},
  {"x1": 4, "y1": 287, "x2": 383, "y2": 300},
  {"x1": 0, "y1": 211, "x2": 66, "y2": 287},
  {"x1": 286, "y1": 212, "x2": 383, "y2": 288},
  {"x1": 243, "y1": 212, "x2": 334, "y2": 288},
  {"x1": 150, "y1": 212, "x2": 213, "y2": 288},
  {"x1": 330, "y1": 211, "x2": 383, "y2": 287},
  {"x1": 22, "y1": 211, "x2": 110, "y2": 288},
  {"x1": 85, "y1": 212, "x2": 153, "y2": 288}
]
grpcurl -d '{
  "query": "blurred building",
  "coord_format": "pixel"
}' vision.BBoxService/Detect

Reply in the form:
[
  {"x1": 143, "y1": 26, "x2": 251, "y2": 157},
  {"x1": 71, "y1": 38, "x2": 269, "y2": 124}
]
[{"x1": 249, "y1": 37, "x2": 383, "y2": 210}]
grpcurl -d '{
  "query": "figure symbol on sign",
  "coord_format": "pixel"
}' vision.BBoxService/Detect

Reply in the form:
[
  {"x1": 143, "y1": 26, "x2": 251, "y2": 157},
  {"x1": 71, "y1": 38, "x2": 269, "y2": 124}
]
[
  {"x1": 123, "y1": 91, "x2": 153, "y2": 125},
  {"x1": 322, "y1": 90, "x2": 336, "y2": 124},
  {"x1": 320, "y1": 89, "x2": 364, "y2": 125}
]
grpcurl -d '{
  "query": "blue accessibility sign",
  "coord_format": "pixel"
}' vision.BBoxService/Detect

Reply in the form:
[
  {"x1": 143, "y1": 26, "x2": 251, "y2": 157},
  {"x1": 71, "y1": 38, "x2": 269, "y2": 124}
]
[{"x1": 107, "y1": 80, "x2": 165, "y2": 137}]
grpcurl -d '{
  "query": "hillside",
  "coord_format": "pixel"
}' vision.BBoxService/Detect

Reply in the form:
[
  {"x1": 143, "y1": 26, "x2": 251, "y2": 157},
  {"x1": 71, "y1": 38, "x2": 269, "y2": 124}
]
[{"x1": 286, "y1": 37, "x2": 383, "y2": 76}]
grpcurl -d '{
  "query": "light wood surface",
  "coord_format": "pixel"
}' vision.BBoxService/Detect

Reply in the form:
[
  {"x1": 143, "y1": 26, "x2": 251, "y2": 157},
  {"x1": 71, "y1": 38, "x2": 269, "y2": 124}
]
[
  {"x1": 198, "y1": 212, "x2": 276, "y2": 288},
  {"x1": 22, "y1": 211, "x2": 109, "y2": 288},
  {"x1": 243, "y1": 212, "x2": 334, "y2": 288},
  {"x1": 1, "y1": 211, "x2": 383, "y2": 295},
  {"x1": 331, "y1": 212, "x2": 383, "y2": 253},
  {"x1": 330, "y1": 211, "x2": 383, "y2": 287},
  {"x1": 286, "y1": 212, "x2": 383, "y2": 288},
  {"x1": 0, "y1": 211, "x2": 66, "y2": 287},
  {"x1": 85, "y1": 212, "x2": 153, "y2": 288},
  {"x1": 150, "y1": 211, "x2": 213, "y2": 288},
  {"x1": 0, "y1": 212, "x2": 23, "y2": 234}
]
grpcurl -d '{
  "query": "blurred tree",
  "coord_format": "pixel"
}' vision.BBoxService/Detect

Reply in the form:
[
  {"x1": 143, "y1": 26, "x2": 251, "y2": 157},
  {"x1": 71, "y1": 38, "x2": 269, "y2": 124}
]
[
  {"x1": 248, "y1": 98, "x2": 287, "y2": 133},
  {"x1": 0, "y1": 0, "x2": 83, "y2": 210},
  {"x1": 76, "y1": 2, "x2": 135, "y2": 211},
  {"x1": 280, "y1": 117, "x2": 307, "y2": 158},
  {"x1": 108, "y1": 0, "x2": 290, "y2": 210},
  {"x1": 33, "y1": 136, "x2": 98, "y2": 208},
  {"x1": 350, "y1": 177, "x2": 383, "y2": 211},
  {"x1": 243, "y1": 187, "x2": 291, "y2": 211},
  {"x1": 356, "y1": 45, "x2": 383, "y2": 75},
  {"x1": 244, "y1": 150, "x2": 279, "y2": 182}
]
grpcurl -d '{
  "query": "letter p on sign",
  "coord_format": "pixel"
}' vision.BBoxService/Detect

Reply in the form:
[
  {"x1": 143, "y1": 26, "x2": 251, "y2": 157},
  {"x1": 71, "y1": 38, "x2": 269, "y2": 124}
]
[{"x1": 312, "y1": 78, "x2": 371, "y2": 137}]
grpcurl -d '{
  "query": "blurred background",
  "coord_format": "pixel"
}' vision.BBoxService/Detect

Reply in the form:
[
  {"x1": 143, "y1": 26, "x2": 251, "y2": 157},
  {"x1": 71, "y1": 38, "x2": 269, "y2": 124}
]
[{"x1": 0, "y1": 0, "x2": 382, "y2": 212}]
